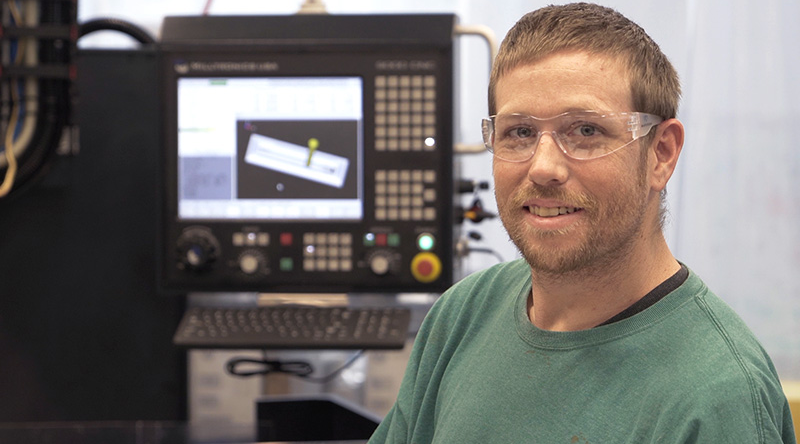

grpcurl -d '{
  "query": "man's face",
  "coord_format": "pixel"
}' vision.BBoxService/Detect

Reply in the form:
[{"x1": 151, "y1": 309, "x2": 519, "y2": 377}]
[{"x1": 492, "y1": 51, "x2": 654, "y2": 276}]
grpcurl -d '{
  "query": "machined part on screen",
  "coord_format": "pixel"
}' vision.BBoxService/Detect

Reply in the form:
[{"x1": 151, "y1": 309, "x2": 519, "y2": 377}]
[{"x1": 244, "y1": 133, "x2": 350, "y2": 189}]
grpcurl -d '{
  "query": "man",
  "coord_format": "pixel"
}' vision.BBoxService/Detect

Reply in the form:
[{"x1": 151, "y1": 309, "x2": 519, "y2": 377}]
[{"x1": 368, "y1": 3, "x2": 795, "y2": 443}]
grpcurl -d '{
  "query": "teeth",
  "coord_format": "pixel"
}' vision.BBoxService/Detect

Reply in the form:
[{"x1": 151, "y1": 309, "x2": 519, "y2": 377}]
[{"x1": 528, "y1": 206, "x2": 578, "y2": 217}]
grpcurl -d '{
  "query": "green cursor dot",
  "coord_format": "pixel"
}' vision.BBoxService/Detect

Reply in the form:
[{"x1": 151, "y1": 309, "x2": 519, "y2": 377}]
[{"x1": 306, "y1": 138, "x2": 319, "y2": 166}]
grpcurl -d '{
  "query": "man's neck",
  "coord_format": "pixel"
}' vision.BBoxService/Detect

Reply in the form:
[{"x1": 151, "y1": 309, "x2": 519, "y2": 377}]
[{"x1": 527, "y1": 237, "x2": 681, "y2": 332}]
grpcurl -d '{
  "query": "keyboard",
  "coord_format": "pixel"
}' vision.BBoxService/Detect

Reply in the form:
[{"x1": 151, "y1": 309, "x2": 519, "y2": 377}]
[{"x1": 173, "y1": 305, "x2": 411, "y2": 349}]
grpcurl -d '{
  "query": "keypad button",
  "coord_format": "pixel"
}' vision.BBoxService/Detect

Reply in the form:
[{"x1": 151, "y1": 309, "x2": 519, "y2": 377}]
[
  {"x1": 302, "y1": 233, "x2": 355, "y2": 273},
  {"x1": 373, "y1": 168, "x2": 439, "y2": 222},
  {"x1": 233, "y1": 233, "x2": 245, "y2": 246}
]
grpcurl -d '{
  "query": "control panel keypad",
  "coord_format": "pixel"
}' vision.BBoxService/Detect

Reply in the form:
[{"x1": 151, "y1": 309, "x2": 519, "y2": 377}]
[
  {"x1": 302, "y1": 232, "x2": 354, "y2": 272},
  {"x1": 375, "y1": 169, "x2": 437, "y2": 222},
  {"x1": 374, "y1": 75, "x2": 437, "y2": 152}
]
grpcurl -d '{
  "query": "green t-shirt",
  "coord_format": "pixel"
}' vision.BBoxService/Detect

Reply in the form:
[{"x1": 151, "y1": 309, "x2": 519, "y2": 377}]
[{"x1": 369, "y1": 259, "x2": 795, "y2": 443}]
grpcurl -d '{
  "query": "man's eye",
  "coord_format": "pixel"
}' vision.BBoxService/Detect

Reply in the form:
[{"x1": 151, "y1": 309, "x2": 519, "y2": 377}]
[
  {"x1": 568, "y1": 124, "x2": 600, "y2": 138},
  {"x1": 577, "y1": 125, "x2": 598, "y2": 137},
  {"x1": 510, "y1": 126, "x2": 535, "y2": 138}
]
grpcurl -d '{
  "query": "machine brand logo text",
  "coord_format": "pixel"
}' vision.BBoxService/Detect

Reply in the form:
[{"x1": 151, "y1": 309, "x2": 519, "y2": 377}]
[{"x1": 174, "y1": 61, "x2": 280, "y2": 74}]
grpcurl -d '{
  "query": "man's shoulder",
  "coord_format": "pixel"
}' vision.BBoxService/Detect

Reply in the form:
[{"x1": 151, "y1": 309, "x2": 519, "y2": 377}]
[
  {"x1": 422, "y1": 259, "x2": 529, "y2": 323},
  {"x1": 682, "y1": 271, "x2": 770, "y2": 353},
  {"x1": 665, "y1": 271, "x2": 785, "y2": 408}
]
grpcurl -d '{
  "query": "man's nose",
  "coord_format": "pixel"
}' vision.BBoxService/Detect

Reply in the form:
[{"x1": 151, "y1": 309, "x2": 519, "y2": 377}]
[{"x1": 526, "y1": 132, "x2": 569, "y2": 187}]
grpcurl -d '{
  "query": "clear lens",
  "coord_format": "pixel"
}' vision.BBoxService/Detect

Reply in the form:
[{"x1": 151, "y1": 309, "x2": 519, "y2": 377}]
[{"x1": 483, "y1": 111, "x2": 663, "y2": 162}]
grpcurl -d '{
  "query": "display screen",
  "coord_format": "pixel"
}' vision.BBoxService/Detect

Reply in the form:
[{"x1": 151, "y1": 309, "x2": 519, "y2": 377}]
[{"x1": 176, "y1": 77, "x2": 364, "y2": 220}]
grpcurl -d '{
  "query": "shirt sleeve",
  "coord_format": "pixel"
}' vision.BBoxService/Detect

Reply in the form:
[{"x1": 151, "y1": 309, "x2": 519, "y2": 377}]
[{"x1": 654, "y1": 371, "x2": 796, "y2": 443}]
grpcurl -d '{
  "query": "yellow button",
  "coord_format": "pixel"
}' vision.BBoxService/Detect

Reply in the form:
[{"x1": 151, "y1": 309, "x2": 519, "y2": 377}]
[{"x1": 410, "y1": 252, "x2": 442, "y2": 283}]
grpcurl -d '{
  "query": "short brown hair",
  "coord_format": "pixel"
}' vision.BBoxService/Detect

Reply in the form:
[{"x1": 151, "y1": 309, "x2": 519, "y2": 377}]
[{"x1": 488, "y1": 3, "x2": 680, "y2": 119}]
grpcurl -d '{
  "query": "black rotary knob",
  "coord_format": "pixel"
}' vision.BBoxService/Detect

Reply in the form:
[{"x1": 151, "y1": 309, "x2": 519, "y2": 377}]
[{"x1": 176, "y1": 227, "x2": 220, "y2": 272}]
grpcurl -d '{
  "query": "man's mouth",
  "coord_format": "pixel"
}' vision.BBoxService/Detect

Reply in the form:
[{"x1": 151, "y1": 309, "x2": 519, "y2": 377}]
[{"x1": 527, "y1": 205, "x2": 582, "y2": 217}]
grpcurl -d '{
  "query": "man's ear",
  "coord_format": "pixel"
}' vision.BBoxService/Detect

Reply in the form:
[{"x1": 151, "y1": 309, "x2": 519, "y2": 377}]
[{"x1": 649, "y1": 118, "x2": 684, "y2": 192}]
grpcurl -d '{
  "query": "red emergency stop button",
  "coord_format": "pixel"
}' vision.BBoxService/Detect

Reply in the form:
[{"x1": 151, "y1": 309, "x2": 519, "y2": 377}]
[{"x1": 410, "y1": 252, "x2": 442, "y2": 283}]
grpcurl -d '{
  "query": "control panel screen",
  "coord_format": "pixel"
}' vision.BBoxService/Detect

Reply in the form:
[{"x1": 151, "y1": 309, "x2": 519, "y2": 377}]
[{"x1": 177, "y1": 77, "x2": 364, "y2": 221}]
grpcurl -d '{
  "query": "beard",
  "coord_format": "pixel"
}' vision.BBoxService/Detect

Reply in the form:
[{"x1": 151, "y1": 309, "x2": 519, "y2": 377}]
[{"x1": 497, "y1": 161, "x2": 650, "y2": 277}]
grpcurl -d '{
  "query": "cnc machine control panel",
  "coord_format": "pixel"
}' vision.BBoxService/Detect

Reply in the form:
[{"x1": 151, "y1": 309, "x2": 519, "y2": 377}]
[{"x1": 159, "y1": 15, "x2": 457, "y2": 293}]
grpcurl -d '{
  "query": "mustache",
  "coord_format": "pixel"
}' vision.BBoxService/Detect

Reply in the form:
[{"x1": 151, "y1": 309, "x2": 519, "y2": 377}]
[{"x1": 507, "y1": 185, "x2": 596, "y2": 209}]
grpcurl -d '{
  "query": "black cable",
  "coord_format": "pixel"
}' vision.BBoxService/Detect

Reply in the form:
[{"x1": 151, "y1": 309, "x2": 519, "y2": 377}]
[
  {"x1": 303, "y1": 350, "x2": 365, "y2": 383},
  {"x1": 468, "y1": 247, "x2": 505, "y2": 264},
  {"x1": 12, "y1": 78, "x2": 68, "y2": 188},
  {"x1": 1, "y1": 1, "x2": 72, "y2": 201},
  {"x1": 78, "y1": 18, "x2": 157, "y2": 44},
  {"x1": 464, "y1": 232, "x2": 505, "y2": 264},
  {"x1": 226, "y1": 350, "x2": 365, "y2": 384},
  {"x1": 226, "y1": 357, "x2": 314, "y2": 378}
]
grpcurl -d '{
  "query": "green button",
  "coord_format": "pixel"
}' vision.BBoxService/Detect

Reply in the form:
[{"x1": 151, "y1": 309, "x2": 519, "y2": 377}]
[
  {"x1": 417, "y1": 233, "x2": 435, "y2": 251},
  {"x1": 363, "y1": 233, "x2": 376, "y2": 247},
  {"x1": 388, "y1": 233, "x2": 401, "y2": 247},
  {"x1": 280, "y1": 257, "x2": 294, "y2": 271}
]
